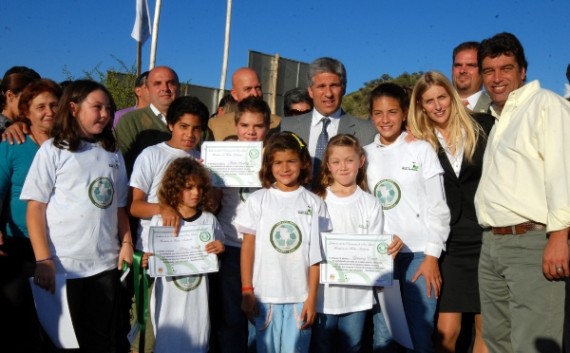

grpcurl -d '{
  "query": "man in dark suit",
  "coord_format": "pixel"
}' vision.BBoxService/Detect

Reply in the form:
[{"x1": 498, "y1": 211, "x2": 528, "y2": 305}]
[
  {"x1": 280, "y1": 57, "x2": 376, "y2": 174},
  {"x1": 452, "y1": 42, "x2": 492, "y2": 113}
]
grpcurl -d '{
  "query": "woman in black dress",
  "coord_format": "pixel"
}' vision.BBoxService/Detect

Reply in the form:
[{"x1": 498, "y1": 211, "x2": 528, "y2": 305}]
[{"x1": 407, "y1": 71, "x2": 494, "y2": 353}]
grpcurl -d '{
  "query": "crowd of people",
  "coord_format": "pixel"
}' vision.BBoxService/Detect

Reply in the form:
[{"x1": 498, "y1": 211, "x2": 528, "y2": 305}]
[{"x1": 0, "y1": 31, "x2": 569, "y2": 353}]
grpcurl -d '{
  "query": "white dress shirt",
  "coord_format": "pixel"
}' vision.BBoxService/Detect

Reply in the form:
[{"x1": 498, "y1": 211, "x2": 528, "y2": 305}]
[
  {"x1": 475, "y1": 80, "x2": 570, "y2": 232},
  {"x1": 149, "y1": 103, "x2": 167, "y2": 125},
  {"x1": 308, "y1": 108, "x2": 342, "y2": 157}
]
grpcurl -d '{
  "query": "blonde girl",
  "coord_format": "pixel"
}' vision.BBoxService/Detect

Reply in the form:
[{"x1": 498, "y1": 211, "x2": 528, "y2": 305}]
[{"x1": 311, "y1": 134, "x2": 402, "y2": 353}]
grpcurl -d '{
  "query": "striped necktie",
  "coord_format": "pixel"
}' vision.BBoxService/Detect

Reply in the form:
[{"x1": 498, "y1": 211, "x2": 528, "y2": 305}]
[{"x1": 314, "y1": 117, "x2": 331, "y2": 176}]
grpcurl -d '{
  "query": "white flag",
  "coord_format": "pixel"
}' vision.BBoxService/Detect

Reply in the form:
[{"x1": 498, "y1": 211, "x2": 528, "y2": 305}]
[{"x1": 131, "y1": 0, "x2": 151, "y2": 43}]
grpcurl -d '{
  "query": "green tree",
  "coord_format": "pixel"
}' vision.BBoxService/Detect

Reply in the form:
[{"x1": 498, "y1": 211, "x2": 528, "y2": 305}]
[
  {"x1": 63, "y1": 56, "x2": 138, "y2": 110},
  {"x1": 342, "y1": 72, "x2": 423, "y2": 118}
]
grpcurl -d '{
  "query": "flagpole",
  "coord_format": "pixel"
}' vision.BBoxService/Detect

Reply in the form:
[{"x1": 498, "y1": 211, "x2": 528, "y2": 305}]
[
  {"x1": 149, "y1": 0, "x2": 163, "y2": 70},
  {"x1": 218, "y1": 0, "x2": 233, "y2": 105},
  {"x1": 136, "y1": 41, "x2": 142, "y2": 77}
]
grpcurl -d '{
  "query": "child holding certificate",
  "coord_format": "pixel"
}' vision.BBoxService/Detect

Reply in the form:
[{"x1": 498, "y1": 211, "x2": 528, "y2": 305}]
[
  {"x1": 129, "y1": 96, "x2": 209, "y2": 352},
  {"x1": 22, "y1": 80, "x2": 133, "y2": 351},
  {"x1": 144, "y1": 157, "x2": 224, "y2": 353},
  {"x1": 311, "y1": 134, "x2": 403, "y2": 353},
  {"x1": 213, "y1": 96, "x2": 270, "y2": 351},
  {"x1": 364, "y1": 82, "x2": 450, "y2": 352},
  {"x1": 234, "y1": 132, "x2": 330, "y2": 353}
]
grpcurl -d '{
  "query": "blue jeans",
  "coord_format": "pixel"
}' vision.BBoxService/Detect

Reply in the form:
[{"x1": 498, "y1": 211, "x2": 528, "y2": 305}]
[
  {"x1": 373, "y1": 252, "x2": 436, "y2": 353},
  {"x1": 310, "y1": 311, "x2": 367, "y2": 353},
  {"x1": 254, "y1": 302, "x2": 311, "y2": 353},
  {"x1": 217, "y1": 245, "x2": 256, "y2": 353}
]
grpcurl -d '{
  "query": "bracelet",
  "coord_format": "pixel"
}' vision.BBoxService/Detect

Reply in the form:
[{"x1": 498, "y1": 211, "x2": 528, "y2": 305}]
[
  {"x1": 241, "y1": 286, "x2": 254, "y2": 293},
  {"x1": 122, "y1": 240, "x2": 134, "y2": 247},
  {"x1": 36, "y1": 257, "x2": 53, "y2": 263}
]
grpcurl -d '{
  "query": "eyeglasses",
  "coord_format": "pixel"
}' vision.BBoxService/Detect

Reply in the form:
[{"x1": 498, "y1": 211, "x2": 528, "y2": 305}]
[{"x1": 287, "y1": 108, "x2": 312, "y2": 116}]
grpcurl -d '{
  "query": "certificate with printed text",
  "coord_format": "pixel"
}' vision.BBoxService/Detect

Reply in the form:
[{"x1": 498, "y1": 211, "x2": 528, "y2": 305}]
[
  {"x1": 201, "y1": 141, "x2": 263, "y2": 187},
  {"x1": 148, "y1": 224, "x2": 219, "y2": 277},
  {"x1": 320, "y1": 233, "x2": 393, "y2": 286}
]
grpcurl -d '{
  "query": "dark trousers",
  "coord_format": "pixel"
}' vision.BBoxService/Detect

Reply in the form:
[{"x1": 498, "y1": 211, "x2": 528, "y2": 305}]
[
  {"x1": 67, "y1": 269, "x2": 120, "y2": 353},
  {"x1": 0, "y1": 237, "x2": 53, "y2": 352}
]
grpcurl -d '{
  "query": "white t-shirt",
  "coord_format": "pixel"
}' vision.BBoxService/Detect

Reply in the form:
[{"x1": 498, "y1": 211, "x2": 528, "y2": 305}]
[
  {"x1": 150, "y1": 211, "x2": 223, "y2": 353},
  {"x1": 20, "y1": 139, "x2": 128, "y2": 278},
  {"x1": 217, "y1": 187, "x2": 259, "y2": 248},
  {"x1": 130, "y1": 142, "x2": 200, "y2": 251},
  {"x1": 364, "y1": 132, "x2": 449, "y2": 257},
  {"x1": 234, "y1": 186, "x2": 330, "y2": 303},
  {"x1": 317, "y1": 186, "x2": 384, "y2": 314}
]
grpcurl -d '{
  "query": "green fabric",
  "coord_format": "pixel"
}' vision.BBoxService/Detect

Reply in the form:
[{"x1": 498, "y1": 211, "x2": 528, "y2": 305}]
[{"x1": 130, "y1": 251, "x2": 155, "y2": 352}]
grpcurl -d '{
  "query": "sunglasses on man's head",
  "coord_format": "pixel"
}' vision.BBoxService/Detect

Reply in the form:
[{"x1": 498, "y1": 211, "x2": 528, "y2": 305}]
[{"x1": 287, "y1": 108, "x2": 312, "y2": 116}]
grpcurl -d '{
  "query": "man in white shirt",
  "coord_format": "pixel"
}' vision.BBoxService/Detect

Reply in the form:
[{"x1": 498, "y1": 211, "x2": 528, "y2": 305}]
[
  {"x1": 474, "y1": 32, "x2": 570, "y2": 353},
  {"x1": 451, "y1": 41, "x2": 491, "y2": 113}
]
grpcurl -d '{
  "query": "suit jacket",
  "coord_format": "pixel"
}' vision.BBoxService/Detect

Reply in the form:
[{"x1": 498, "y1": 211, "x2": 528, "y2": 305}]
[
  {"x1": 439, "y1": 113, "x2": 494, "y2": 247},
  {"x1": 280, "y1": 110, "x2": 377, "y2": 147},
  {"x1": 471, "y1": 92, "x2": 492, "y2": 114},
  {"x1": 208, "y1": 112, "x2": 281, "y2": 141}
]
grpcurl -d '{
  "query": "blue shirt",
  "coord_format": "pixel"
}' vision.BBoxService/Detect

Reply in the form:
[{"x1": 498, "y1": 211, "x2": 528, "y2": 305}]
[{"x1": 0, "y1": 135, "x2": 39, "y2": 238}]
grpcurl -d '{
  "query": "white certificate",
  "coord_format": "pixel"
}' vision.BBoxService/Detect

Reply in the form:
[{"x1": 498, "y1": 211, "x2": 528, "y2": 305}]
[
  {"x1": 320, "y1": 233, "x2": 393, "y2": 287},
  {"x1": 201, "y1": 141, "x2": 262, "y2": 187},
  {"x1": 148, "y1": 224, "x2": 219, "y2": 277},
  {"x1": 30, "y1": 274, "x2": 79, "y2": 348}
]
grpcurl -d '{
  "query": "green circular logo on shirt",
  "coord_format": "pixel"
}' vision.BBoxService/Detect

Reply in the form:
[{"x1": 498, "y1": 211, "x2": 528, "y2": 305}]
[
  {"x1": 173, "y1": 275, "x2": 202, "y2": 292},
  {"x1": 88, "y1": 177, "x2": 114, "y2": 209},
  {"x1": 199, "y1": 231, "x2": 211, "y2": 242},
  {"x1": 374, "y1": 179, "x2": 401, "y2": 210},
  {"x1": 270, "y1": 221, "x2": 302, "y2": 254}
]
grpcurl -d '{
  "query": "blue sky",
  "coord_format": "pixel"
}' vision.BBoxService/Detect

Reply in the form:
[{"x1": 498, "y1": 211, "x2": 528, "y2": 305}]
[{"x1": 2, "y1": 0, "x2": 569, "y2": 96}]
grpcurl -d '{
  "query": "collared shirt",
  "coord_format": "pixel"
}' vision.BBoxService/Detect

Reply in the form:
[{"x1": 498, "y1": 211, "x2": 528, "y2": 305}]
[
  {"x1": 474, "y1": 80, "x2": 570, "y2": 232},
  {"x1": 464, "y1": 90, "x2": 484, "y2": 111},
  {"x1": 149, "y1": 103, "x2": 167, "y2": 125},
  {"x1": 488, "y1": 103, "x2": 500, "y2": 119},
  {"x1": 435, "y1": 128, "x2": 465, "y2": 178},
  {"x1": 308, "y1": 108, "x2": 342, "y2": 157}
]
